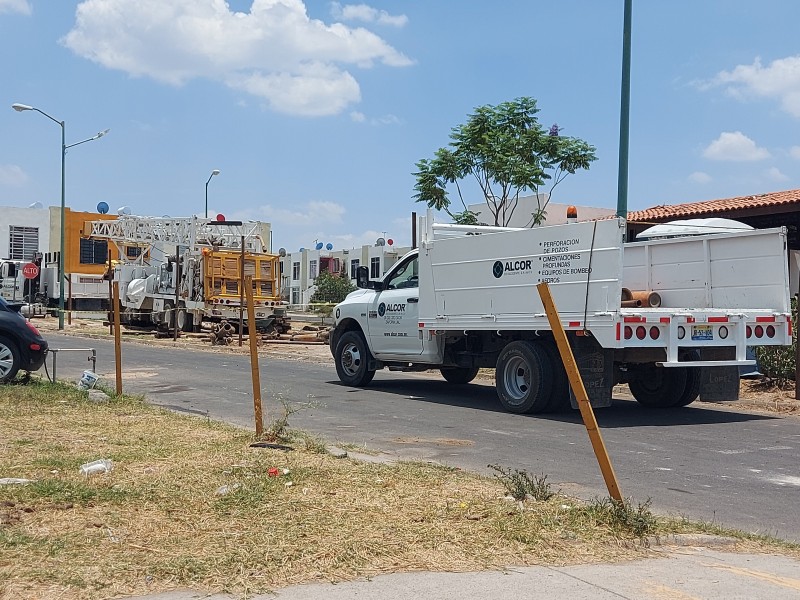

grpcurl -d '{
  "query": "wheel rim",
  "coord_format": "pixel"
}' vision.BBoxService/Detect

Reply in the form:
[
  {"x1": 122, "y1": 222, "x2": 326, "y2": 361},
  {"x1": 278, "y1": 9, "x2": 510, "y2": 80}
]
[
  {"x1": 340, "y1": 341, "x2": 362, "y2": 377},
  {"x1": 501, "y1": 355, "x2": 530, "y2": 405},
  {"x1": 177, "y1": 309, "x2": 186, "y2": 330},
  {"x1": 0, "y1": 343, "x2": 13, "y2": 378}
]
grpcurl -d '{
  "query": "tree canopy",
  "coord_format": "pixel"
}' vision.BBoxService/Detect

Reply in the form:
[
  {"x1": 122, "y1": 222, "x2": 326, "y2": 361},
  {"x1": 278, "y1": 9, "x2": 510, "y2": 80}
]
[
  {"x1": 310, "y1": 270, "x2": 355, "y2": 306},
  {"x1": 413, "y1": 97, "x2": 597, "y2": 226}
]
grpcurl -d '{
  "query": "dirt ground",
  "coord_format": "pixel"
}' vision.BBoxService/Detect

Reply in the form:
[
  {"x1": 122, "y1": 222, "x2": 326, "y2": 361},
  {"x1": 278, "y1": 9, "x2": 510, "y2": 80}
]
[{"x1": 33, "y1": 315, "x2": 800, "y2": 418}]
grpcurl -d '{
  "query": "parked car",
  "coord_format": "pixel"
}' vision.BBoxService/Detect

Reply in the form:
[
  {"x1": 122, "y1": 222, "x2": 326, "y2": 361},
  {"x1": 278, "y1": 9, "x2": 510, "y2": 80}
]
[{"x1": 0, "y1": 297, "x2": 48, "y2": 382}]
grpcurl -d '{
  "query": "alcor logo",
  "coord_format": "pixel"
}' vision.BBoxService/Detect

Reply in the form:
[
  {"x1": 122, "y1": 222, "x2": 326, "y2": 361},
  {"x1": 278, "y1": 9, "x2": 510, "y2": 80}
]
[
  {"x1": 379, "y1": 302, "x2": 405, "y2": 316},
  {"x1": 493, "y1": 259, "x2": 532, "y2": 278}
]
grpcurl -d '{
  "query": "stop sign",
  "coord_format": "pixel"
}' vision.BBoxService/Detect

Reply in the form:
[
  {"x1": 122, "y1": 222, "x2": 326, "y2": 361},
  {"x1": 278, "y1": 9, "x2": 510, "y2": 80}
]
[{"x1": 22, "y1": 262, "x2": 39, "y2": 279}]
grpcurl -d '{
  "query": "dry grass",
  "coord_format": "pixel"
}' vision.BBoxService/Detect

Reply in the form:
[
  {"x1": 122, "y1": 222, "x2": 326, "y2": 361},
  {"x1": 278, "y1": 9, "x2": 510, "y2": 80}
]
[{"x1": 0, "y1": 381, "x2": 795, "y2": 600}]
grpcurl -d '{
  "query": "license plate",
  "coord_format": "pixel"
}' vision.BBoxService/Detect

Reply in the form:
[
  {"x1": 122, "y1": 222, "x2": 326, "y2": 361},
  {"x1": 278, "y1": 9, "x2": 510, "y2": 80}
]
[{"x1": 691, "y1": 325, "x2": 713, "y2": 341}]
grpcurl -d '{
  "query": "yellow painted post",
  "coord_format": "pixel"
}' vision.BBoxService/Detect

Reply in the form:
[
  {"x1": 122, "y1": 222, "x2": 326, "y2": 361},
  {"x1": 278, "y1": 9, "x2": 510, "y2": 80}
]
[
  {"x1": 245, "y1": 275, "x2": 264, "y2": 436},
  {"x1": 112, "y1": 281, "x2": 123, "y2": 397},
  {"x1": 536, "y1": 282, "x2": 623, "y2": 502}
]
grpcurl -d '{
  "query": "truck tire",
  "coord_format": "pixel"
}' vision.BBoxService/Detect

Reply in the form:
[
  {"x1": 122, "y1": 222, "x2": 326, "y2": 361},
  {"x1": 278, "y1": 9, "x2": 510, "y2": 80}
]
[
  {"x1": 495, "y1": 340, "x2": 553, "y2": 414},
  {"x1": 0, "y1": 335, "x2": 21, "y2": 383},
  {"x1": 177, "y1": 304, "x2": 195, "y2": 332},
  {"x1": 673, "y1": 366, "x2": 702, "y2": 407},
  {"x1": 334, "y1": 331, "x2": 376, "y2": 387},
  {"x1": 440, "y1": 367, "x2": 480, "y2": 384},
  {"x1": 539, "y1": 340, "x2": 571, "y2": 412},
  {"x1": 163, "y1": 301, "x2": 175, "y2": 329},
  {"x1": 629, "y1": 364, "x2": 688, "y2": 408}
]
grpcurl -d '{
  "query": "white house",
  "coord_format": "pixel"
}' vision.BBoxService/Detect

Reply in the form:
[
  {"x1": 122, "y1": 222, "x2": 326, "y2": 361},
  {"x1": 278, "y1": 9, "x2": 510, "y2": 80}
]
[
  {"x1": 279, "y1": 241, "x2": 412, "y2": 308},
  {"x1": 0, "y1": 205, "x2": 52, "y2": 261}
]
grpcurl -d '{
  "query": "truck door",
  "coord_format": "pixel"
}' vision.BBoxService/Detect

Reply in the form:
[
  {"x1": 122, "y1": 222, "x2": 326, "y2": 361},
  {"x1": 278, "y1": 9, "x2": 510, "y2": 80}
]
[{"x1": 367, "y1": 255, "x2": 423, "y2": 356}]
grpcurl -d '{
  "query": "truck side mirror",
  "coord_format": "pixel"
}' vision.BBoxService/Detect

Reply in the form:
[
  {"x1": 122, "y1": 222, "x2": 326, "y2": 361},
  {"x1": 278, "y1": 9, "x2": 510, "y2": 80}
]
[{"x1": 356, "y1": 265, "x2": 370, "y2": 289}]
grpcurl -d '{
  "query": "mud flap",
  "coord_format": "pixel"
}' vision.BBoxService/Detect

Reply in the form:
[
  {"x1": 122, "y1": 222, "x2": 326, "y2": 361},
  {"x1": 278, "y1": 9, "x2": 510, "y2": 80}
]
[
  {"x1": 699, "y1": 347, "x2": 740, "y2": 402},
  {"x1": 568, "y1": 335, "x2": 614, "y2": 409}
]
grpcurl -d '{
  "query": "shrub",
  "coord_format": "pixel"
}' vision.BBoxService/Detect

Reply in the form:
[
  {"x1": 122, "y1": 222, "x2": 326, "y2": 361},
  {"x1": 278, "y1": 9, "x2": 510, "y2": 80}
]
[{"x1": 754, "y1": 297, "x2": 797, "y2": 385}]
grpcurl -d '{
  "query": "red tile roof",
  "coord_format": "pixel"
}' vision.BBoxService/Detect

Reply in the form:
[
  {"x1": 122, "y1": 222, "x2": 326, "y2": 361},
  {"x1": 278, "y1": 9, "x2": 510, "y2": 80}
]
[{"x1": 627, "y1": 188, "x2": 800, "y2": 223}]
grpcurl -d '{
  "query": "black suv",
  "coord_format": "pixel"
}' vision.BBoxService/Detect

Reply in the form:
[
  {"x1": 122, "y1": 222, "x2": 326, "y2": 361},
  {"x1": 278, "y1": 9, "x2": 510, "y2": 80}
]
[{"x1": 0, "y1": 297, "x2": 48, "y2": 382}]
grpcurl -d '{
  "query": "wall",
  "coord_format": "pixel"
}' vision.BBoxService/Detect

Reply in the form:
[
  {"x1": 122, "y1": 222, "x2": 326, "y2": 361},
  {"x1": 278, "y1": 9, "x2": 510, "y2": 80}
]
[{"x1": 467, "y1": 194, "x2": 615, "y2": 227}]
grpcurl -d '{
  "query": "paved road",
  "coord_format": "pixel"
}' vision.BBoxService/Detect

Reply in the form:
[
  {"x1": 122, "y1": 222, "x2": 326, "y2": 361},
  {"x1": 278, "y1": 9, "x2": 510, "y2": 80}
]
[{"x1": 45, "y1": 332, "x2": 800, "y2": 542}]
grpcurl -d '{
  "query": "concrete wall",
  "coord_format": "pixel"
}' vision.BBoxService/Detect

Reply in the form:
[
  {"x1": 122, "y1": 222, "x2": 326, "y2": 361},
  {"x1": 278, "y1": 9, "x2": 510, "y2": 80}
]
[{"x1": 468, "y1": 194, "x2": 615, "y2": 227}]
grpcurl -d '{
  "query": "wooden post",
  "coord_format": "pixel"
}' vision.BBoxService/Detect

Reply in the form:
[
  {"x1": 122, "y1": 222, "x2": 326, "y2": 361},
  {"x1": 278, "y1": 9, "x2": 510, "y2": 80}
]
[
  {"x1": 239, "y1": 235, "x2": 245, "y2": 347},
  {"x1": 536, "y1": 282, "x2": 623, "y2": 502},
  {"x1": 245, "y1": 275, "x2": 264, "y2": 436},
  {"x1": 112, "y1": 281, "x2": 123, "y2": 396}
]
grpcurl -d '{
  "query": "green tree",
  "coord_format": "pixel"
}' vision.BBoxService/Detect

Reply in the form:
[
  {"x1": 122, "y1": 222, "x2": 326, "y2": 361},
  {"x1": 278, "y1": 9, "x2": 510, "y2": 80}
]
[
  {"x1": 413, "y1": 97, "x2": 597, "y2": 226},
  {"x1": 310, "y1": 271, "x2": 355, "y2": 307}
]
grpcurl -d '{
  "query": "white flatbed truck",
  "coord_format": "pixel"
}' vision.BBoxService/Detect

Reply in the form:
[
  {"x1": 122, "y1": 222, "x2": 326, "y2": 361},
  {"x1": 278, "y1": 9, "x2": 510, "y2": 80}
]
[{"x1": 330, "y1": 215, "x2": 792, "y2": 413}]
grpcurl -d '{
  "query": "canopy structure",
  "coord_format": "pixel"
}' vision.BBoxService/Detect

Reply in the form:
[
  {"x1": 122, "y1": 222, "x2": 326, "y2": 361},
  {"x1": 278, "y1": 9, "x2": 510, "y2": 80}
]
[{"x1": 636, "y1": 218, "x2": 753, "y2": 240}]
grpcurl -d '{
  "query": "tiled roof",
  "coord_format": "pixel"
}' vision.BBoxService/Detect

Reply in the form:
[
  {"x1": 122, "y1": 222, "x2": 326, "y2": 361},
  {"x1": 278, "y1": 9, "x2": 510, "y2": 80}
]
[{"x1": 627, "y1": 188, "x2": 800, "y2": 223}]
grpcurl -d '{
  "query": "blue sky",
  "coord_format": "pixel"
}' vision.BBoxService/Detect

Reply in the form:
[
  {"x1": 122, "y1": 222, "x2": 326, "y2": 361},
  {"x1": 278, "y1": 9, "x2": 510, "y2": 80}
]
[{"x1": 2, "y1": 0, "x2": 800, "y2": 252}]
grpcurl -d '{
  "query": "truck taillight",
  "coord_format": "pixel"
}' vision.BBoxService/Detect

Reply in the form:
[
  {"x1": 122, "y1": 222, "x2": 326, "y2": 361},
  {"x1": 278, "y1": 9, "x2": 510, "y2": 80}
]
[
  {"x1": 649, "y1": 326, "x2": 660, "y2": 340},
  {"x1": 766, "y1": 325, "x2": 776, "y2": 338},
  {"x1": 746, "y1": 325, "x2": 752, "y2": 338},
  {"x1": 636, "y1": 326, "x2": 646, "y2": 340},
  {"x1": 624, "y1": 326, "x2": 633, "y2": 340},
  {"x1": 26, "y1": 322, "x2": 41, "y2": 337},
  {"x1": 754, "y1": 325, "x2": 764, "y2": 338}
]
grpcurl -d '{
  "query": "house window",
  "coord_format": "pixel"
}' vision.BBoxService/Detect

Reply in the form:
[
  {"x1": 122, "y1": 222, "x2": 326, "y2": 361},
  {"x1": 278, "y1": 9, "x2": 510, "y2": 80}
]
[
  {"x1": 291, "y1": 287, "x2": 300, "y2": 305},
  {"x1": 79, "y1": 238, "x2": 108, "y2": 265},
  {"x1": 350, "y1": 259, "x2": 360, "y2": 279},
  {"x1": 280, "y1": 261, "x2": 284, "y2": 275},
  {"x1": 292, "y1": 262, "x2": 300, "y2": 280},
  {"x1": 309, "y1": 259, "x2": 318, "y2": 280},
  {"x1": 370, "y1": 257, "x2": 381, "y2": 278},
  {"x1": 8, "y1": 226, "x2": 39, "y2": 260}
]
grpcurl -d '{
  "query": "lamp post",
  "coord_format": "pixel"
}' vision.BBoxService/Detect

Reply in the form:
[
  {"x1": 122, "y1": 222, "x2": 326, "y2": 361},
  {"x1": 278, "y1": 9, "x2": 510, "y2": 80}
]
[
  {"x1": 12, "y1": 103, "x2": 109, "y2": 330},
  {"x1": 205, "y1": 169, "x2": 220, "y2": 219}
]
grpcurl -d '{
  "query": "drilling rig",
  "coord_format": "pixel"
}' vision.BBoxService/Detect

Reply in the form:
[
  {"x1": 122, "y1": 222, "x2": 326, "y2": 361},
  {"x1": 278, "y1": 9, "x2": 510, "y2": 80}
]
[{"x1": 84, "y1": 216, "x2": 290, "y2": 333}]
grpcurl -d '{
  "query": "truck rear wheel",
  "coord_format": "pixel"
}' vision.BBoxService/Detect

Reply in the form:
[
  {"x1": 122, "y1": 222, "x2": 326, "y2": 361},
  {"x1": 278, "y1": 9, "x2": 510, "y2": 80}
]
[
  {"x1": 539, "y1": 340, "x2": 570, "y2": 412},
  {"x1": 629, "y1": 364, "x2": 688, "y2": 408},
  {"x1": 440, "y1": 367, "x2": 479, "y2": 384},
  {"x1": 495, "y1": 341, "x2": 553, "y2": 414},
  {"x1": 334, "y1": 331, "x2": 376, "y2": 387}
]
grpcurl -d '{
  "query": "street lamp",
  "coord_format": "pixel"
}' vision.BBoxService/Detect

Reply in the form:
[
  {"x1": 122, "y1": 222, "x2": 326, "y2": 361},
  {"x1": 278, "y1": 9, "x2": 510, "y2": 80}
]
[
  {"x1": 205, "y1": 169, "x2": 220, "y2": 219},
  {"x1": 12, "y1": 103, "x2": 109, "y2": 330}
]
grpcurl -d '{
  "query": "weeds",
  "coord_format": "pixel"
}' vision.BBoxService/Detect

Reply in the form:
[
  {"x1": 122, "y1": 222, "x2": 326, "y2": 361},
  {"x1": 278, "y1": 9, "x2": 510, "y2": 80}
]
[
  {"x1": 585, "y1": 497, "x2": 659, "y2": 538},
  {"x1": 488, "y1": 464, "x2": 555, "y2": 501}
]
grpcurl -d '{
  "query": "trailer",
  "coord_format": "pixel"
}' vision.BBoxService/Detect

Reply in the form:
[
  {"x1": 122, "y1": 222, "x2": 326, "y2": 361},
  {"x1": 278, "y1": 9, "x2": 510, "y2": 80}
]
[
  {"x1": 330, "y1": 214, "x2": 791, "y2": 413},
  {"x1": 85, "y1": 216, "x2": 290, "y2": 333}
]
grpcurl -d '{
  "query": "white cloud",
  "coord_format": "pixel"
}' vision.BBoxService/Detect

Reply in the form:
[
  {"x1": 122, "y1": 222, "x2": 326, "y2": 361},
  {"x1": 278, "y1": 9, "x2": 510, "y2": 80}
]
[
  {"x1": 0, "y1": 164, "x2": 29, "y2": 186},
  {"x1": 708, "y1": 55, "x2": 800, "y2": 118},
  {"x1": 790, "y1": 146, "x2": 800, "y2": 160},
  {"x1": 702, "y1": 131, "x2": 770, "y2": 161},
  {"x1": 62, "y1": 0, "x2": 412, "y2": 117},
  {"x1": 0, "y1": 0, "x2": 31, "y2": 15},
  {"x1": 350, "y1": 111, "x2": 401, "y2": 125},
  {"x1": 330, "y1": 2, "x2": 408, "y2": 27},
  {"x1": 232, "y1": 200, "x2": 346, "y2": 227},
  {"x1": 766, "y1": 167, "x2": 789, "y2": 182},
  {"x1": 688, "y1": 171, "x2": 712, "y2": 184}
]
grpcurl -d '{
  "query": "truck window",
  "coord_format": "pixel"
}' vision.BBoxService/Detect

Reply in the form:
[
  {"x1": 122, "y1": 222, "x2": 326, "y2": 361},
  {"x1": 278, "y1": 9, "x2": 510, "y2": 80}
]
[{"x1": 387, "y1": 257, "x2": 418, "y2": 290}]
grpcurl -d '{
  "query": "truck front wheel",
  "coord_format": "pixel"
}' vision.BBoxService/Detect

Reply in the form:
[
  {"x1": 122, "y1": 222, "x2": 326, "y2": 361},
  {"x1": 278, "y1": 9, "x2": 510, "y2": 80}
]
[
  {"x1": 334, "y1": 331, "x2": 376, "y2": 387},
  {"x1": 440, "y1": 367, "x2": 480, "y2": 384},
  {"x1": 495, "y1": 341, "x2": 553, "y2": 414}
]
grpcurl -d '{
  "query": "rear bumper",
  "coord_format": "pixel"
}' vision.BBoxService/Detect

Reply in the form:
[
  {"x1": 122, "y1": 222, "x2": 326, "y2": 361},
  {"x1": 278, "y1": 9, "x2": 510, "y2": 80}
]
[{"x1": 22, "y1": 339, "x2": 48, "y2": 372}]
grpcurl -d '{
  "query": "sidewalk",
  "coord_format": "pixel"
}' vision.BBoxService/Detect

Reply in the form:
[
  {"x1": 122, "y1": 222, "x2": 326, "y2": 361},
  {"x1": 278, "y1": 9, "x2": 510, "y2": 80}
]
[{"x1": 129, "y1": 544, "x2": 800, "y2": 600}]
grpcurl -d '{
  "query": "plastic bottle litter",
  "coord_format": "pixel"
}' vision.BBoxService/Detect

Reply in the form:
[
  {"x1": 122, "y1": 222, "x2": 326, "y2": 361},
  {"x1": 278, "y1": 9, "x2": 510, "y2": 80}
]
[
  {"x1": 215, "y1": 483, "x2": 241, "y2": 496},
  {"x1": 79, "y1": 459, "x2": 113, "y2": 476},
  {"x1": 77, "y1": 370, "x2": 100, "y2": 390}
]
